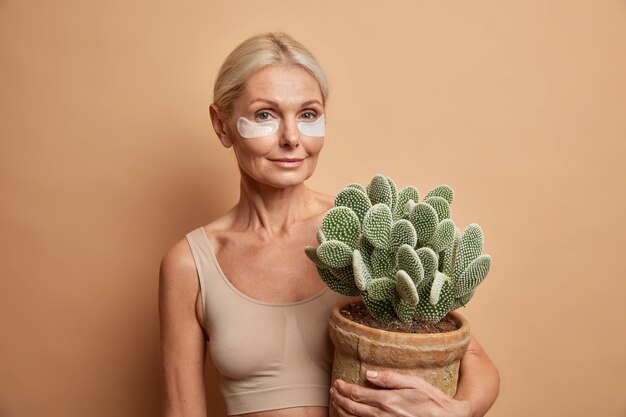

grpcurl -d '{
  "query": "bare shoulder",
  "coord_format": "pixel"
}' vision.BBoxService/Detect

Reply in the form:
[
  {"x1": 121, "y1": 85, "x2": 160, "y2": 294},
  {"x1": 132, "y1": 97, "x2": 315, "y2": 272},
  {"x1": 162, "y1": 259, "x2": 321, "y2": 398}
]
[
  {"x1": 161, "y1": 210, "x2": 233, "y2": 268},
  {"x1": 159, "y1": 236, "x2": 198, "y2": 302}
]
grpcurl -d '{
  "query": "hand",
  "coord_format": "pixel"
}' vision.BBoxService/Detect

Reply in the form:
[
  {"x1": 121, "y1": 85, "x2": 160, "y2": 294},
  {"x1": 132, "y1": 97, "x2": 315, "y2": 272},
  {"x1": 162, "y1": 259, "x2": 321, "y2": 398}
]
[{"x1": 330, "y1": 370, "x2": 472, "y2": 417}]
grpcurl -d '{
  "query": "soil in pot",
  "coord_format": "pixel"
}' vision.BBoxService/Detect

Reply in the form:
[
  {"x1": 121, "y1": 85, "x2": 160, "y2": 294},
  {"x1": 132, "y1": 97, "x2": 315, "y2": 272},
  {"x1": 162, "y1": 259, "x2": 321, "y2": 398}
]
[{"x1": 339, "y1": 302, "x2": 458, "y2": 334}]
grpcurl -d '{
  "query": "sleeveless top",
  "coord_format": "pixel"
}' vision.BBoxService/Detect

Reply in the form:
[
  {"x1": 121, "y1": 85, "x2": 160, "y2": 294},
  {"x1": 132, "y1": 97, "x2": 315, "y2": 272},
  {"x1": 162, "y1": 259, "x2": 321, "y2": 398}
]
[{"x1": 185, "y1": 226, "x2": 350, "y2": 416}]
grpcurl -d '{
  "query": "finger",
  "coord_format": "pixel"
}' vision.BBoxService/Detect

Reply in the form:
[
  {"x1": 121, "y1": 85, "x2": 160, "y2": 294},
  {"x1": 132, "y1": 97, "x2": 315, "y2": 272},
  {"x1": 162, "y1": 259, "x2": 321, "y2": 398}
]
[
  {"x1": 333, "y1": 400, "x2": 356, "y2": 417},
  {"x1": 331, "y1": 385, "x2": 385, "y2": 417},
  {"x1": 332, "y1": 398, "x2": 357, "y2": 417},
  {"x1": 365, "y1": 370, "x2": 427, "y2": 390},
  {"x1": 333, "y1": 379, "x2": 387, "y2": 409}
]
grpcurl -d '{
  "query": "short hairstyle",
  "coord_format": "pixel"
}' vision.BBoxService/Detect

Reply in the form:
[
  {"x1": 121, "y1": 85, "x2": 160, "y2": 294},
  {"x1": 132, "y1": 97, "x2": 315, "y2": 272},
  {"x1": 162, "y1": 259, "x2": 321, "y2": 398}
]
[{"x1": 212, "y1": 32, "x2": 329, "y2": 117}]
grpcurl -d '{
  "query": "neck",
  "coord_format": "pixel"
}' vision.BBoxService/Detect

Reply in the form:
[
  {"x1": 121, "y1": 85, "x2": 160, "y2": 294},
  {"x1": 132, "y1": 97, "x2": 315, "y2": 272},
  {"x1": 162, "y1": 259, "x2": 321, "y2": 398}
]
[{"x1": 233, "y1": 172, "x2": 319, "y2": 240}]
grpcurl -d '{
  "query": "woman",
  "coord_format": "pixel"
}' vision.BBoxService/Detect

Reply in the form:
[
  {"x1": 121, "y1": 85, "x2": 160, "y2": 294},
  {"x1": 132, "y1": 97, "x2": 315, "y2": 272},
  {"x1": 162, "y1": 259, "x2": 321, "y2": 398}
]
[{"x1": 159, "y1": 32, "x2": 500, "y2": 417}]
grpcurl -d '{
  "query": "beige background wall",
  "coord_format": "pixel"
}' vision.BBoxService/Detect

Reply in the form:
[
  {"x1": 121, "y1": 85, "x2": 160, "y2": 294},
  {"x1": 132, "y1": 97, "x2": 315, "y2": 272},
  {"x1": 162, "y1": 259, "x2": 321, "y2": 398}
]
[{"x1": 1, "y1": 1, "x2": 625, "y2": 416}]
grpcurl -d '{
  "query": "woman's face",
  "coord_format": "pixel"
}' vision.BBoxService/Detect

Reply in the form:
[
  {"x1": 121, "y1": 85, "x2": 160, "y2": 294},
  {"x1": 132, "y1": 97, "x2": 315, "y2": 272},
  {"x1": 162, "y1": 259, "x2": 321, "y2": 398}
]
[{"x1": 215, "y1": 64, "x2": 326, "y2": 189}]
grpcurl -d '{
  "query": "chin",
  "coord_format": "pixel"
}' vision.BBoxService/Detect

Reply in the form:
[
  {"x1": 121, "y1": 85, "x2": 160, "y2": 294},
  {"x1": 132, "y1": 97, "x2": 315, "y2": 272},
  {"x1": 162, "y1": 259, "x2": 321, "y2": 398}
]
[{"x1": 265, "y1": 170, "x2": 314, "y2": 188}]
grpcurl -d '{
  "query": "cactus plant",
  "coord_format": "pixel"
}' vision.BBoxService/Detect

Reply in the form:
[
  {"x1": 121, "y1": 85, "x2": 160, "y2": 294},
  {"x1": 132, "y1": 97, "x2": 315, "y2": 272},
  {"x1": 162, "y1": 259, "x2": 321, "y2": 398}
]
[{"x1": 305, "y1": 174, "x2": 491, "y2": 324}]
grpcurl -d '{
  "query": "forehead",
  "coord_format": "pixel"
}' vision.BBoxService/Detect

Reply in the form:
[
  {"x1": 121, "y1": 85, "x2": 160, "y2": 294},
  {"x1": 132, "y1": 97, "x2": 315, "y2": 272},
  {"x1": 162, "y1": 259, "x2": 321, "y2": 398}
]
[{"x1": 237, "y1": 65, "x2": 323, "y2": 108}]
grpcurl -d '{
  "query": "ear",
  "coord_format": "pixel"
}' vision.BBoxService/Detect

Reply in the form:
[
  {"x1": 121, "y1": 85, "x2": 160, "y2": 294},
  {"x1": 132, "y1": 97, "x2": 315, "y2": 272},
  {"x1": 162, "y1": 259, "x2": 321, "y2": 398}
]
[{"x1": 209, "y1": 104, "x2": 233, "y2": 148}]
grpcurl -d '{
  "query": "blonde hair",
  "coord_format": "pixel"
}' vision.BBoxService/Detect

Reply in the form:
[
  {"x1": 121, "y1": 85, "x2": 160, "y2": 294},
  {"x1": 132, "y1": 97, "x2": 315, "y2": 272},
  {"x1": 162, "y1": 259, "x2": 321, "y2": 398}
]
[{"x1": 213, "y1": 32, "x2": 329, "y2": 117}]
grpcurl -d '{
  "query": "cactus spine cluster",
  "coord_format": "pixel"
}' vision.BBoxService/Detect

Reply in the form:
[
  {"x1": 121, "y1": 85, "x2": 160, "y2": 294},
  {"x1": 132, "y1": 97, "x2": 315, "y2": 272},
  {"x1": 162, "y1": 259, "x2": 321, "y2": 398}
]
[{"x1": 305, "y1": 174, "x2": 491, "y2": 324}]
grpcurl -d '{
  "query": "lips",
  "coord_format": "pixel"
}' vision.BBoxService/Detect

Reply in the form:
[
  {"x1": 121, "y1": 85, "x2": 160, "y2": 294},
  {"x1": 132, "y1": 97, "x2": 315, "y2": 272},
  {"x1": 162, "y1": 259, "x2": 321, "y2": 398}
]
[
  {"x1": 268, "y1": 157, "x2": 306, "y2": 169},
  {"x1": 269, "y1": 158, "x2": 305, "y2": 162}
]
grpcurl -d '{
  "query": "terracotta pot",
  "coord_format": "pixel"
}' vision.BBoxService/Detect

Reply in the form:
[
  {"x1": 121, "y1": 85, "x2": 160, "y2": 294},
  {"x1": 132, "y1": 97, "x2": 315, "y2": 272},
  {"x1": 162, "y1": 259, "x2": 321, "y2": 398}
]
[{"x1": 328, "y1": 299, "x2": 471, "y2": 417}]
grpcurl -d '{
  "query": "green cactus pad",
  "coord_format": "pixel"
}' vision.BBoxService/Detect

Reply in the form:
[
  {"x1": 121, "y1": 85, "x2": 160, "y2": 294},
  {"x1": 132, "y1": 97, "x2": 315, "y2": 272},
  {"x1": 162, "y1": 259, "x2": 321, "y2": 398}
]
[
  {"x1": 316, "y1": 228, "x2": 326, "y2": 244},
  {"x1": 367, "y1": 174, "x2": 394, "y2": 207},
  {"x1": 362, "y1": 291, "x2": 397, "y2": 323},
  {"x1": 367, "y1": 277, "x2": 396, "y2": 301},
  {"x1": 416, "y1": 247, "x2": 438, "y2": 286},
  {"x1": 371, "y1": 247, "x2": 396, "y2": 278},
  {"x1": 410, "y1": 202, "x2": 439, "y2": 244},
  {"x1": 455, "y1": 223, "x2": 484, "y2": 277},
  {"x1": 395, "y1": 186, "x2": 420, "y2": 219},
  {"x1": 346, "y1": 183, "x2": 368, "y2": 195},
  {"x1": 442, "y1": 227, "x2": 461, "y2": 277},
  {"x1": 317, "y1": 266, "x2": 360, "y2": 296},
  {"x1": 451, "y1": 290, "x2": 475, "y2": 310},
  {"x1": 330, "y1": 265, "x2": 356, "y2": 284},
  {"x1": 415, "y1": 279, "x2": 454, "y2": 323},
  {"x1": 317, "y1": 240, "x2": 353, "y2": 268},
  {"x1": 386, "y1": 176, "x2": 398, "y2": 213},
  {"x1": 363, "y1": 203, "x2": 393, "y2": 249},
  {"x1": 395, "y1": 270, "x2": 419, "y2": 306},
  {"x1": 334, "y1": 187, "x2": 372, "y2": 224},
  {"x1": 424, "y1": 196, "x2": 450, "y2": 221},
  {"x1": 393, "y1": 296, "x2": 415, "y2": 323},
  {"x1": 390, "y1": 219, "x2": 418, "y2": 250},
  {"x1": 305, "y1": 246, "x2": 326, "y2": 268},
  {"x1": 352, "y1": 249, "x2": 372, "y2": 291},
  {"x1": 357, "y1": 235, "x2": 375, "y2": 269},
  {"x1": 425, "y1": 185, "x2": 454, "y2": 205},
  {"x1": 321, "y1": 206, "x2": 361, "y2": 248},
  {"x1": 429, "y1": 271, "x2": 449, "y2": 305},
  {"x1": 396, "y1": 244, "x2": 424, "y2": 286},
  {"x1": 428, "y1": 219, "x2": 456, "y2": 253},
  {"x1": 405, "y1": 200, "x2": 418, "y2": 218},
  {"x1": 455, "y1": 254, "x2": 491, "y2": 297}
]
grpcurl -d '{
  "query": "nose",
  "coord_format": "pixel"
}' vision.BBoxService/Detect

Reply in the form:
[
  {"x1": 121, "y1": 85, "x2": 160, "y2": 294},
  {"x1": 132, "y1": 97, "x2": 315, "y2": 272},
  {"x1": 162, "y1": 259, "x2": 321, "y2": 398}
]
[{"x1": 279, "y1": 118, "x2": 300, "y2": 148}]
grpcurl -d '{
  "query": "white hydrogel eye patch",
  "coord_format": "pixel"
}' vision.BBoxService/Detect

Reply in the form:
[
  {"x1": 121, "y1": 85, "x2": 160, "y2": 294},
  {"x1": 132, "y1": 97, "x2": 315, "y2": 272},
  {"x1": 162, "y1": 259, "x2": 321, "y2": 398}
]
[
  {"x1": 236, "y1": 117, "x2": 279, "y2": 138},
  {"x1": 236, "y1": 115, "x2": 326, "y2": 138},
  {"x1": 298, "y1": 115, "x2": 325, "y2": 137}
]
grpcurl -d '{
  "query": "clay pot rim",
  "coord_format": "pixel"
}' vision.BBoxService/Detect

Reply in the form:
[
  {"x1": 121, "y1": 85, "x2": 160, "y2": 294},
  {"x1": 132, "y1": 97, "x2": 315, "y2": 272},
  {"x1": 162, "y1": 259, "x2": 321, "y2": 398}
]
[{"x1": 331, "y1": 298, "x2": 470, "y2": 342}]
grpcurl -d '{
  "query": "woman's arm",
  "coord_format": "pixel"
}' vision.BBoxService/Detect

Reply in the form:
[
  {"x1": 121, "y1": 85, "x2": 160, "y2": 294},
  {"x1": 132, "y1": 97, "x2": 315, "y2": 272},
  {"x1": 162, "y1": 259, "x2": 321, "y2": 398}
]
[
  {"x1": 159, "y1": 239, "x2": 208, "y2": 417},
  {"x1": 454, "y1": 336, "x2": 500, "y2": 417},
  {"x1": 331, "y1": 334, "x2": 500, "y2": 417}
]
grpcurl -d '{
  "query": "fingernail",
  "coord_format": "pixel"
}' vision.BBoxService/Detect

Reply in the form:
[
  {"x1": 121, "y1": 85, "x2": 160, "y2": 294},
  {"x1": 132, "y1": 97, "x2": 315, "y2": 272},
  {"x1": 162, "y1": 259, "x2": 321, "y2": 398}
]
[
  {"x1": 366, "y1": 370, "x2": 378, "y2": 378},
  {"x1": 329, "y1": 387, "x2": 334, "y2": 396}
]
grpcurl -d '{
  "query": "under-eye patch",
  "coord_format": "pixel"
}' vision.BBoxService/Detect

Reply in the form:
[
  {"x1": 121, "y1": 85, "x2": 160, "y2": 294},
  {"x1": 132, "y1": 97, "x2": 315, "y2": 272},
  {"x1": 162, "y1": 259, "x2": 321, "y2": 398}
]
[
  {"x1": 298, "y1": 115, "x2": 325, "y2": 137},
  {"x1": 236, "y1": 115, "x2": 326, "y2": 139},
  {"x1": 236, "y1": 117, "x2": 279, "y2": 138}
]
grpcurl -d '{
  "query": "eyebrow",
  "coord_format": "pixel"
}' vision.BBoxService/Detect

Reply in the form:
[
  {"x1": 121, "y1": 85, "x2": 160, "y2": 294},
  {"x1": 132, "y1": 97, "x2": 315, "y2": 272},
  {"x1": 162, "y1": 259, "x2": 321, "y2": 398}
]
[{"x1": 248, "y1": 98, "x2": 323, "y2": 107}]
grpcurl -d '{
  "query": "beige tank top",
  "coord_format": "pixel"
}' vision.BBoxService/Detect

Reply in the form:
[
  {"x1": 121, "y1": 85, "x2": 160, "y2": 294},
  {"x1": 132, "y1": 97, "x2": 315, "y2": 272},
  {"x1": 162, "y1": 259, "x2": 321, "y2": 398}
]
[{"x1": 185, "y1": 226, "x2": 349, "y2": 415}]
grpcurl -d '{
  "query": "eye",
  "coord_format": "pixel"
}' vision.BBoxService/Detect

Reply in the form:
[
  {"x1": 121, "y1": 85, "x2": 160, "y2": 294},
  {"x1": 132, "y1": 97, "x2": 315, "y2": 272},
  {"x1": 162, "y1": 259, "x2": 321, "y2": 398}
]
[
  {"x1": 255, "y1": 111, "x2": 274, "y2": 121},
  {"x1": 300, "y1": 111, "x2": 317, "y2": 121}
]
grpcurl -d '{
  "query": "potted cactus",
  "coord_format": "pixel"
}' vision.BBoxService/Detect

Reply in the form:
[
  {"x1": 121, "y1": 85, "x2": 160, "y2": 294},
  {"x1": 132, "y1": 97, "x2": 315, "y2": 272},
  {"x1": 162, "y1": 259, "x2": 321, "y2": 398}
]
[{"x1": 304, "y1": 174, "x2": 492, "y2": 416}]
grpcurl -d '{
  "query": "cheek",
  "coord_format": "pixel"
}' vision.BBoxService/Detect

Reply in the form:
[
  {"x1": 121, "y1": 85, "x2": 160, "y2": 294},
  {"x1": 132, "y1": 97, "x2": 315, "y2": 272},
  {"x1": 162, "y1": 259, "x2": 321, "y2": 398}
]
[
  {"x1": 232, "y1": 137, "x2": 275, "y2": 159},
  {"x1": 304, "y1": 138, "x2": 325, "y2": 155}
]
